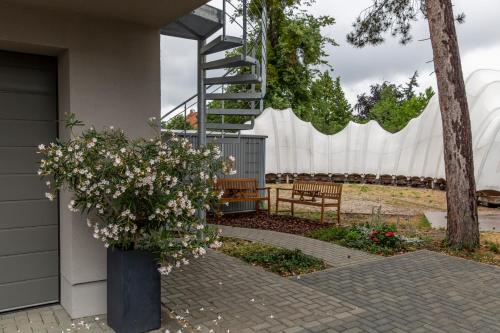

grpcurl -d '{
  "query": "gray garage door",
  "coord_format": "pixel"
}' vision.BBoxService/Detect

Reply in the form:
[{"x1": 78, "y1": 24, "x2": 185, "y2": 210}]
[{"x1": 0, "y1": 50, "x2": 59, "y2": 312}]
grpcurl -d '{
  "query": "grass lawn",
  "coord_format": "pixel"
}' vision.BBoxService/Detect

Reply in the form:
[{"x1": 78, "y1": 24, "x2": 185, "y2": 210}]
[
  {"x1": 217, "y1": 237, "x2": 328, "y2": 277},
  {"x1": 269, "y1": 183, "x2": 499, "y2": 216}
]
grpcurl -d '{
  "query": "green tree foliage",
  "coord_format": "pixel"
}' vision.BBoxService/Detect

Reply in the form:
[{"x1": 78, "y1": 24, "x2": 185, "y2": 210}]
[
  {"x1": 346, "y1": 0, "x2": 464, "y2": 47},
  {"x1": 210, "y1": 0, "x2": 337, "y2": 125},
  {"x1": 370, "y1": 85, "x2": 434, "y2": 132},
  {"x1": 310, "y1": 71, "x2": 352, "y2": 134},
  {"x1": 162, "y1": 114, "x2": 194, "y2": 131},
  {"x1": 354, "y1": 72, "x2": 434, "y2": 132},
  {"x1": 354, "y1": 82, "x2": 402, "y2": 122},
  {"x1": 261, "y1": 0, "x2": 336, "y2": 116},
  {"x1": 208, "y1": 1, "x2": 432, "y2": 136}
]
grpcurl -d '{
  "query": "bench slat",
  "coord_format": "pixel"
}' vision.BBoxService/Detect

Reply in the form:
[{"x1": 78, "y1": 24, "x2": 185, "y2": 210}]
[{"x1": 215, "y1": 178, "x2": 270, "y2": 215}]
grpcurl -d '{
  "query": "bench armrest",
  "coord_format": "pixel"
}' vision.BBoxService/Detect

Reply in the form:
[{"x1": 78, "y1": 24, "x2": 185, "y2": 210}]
[
  {"x1": 275, "y1": 188, "x2": 293, "y2": 191},
  {"x1": 256, "y1": 187, "x2": 271, "y2": 190}
]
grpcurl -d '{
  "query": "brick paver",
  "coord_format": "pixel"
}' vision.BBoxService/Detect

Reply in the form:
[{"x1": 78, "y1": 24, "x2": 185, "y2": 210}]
[
  {"x1": 0, "y1": 305, "x2": 111, "y2": 333},
  {"x1": 162, "y1": 226, "x2": 500, "y2": 332},
  {"x1": 0, "y1": 305, "x2": 188, "y2": 333},
  {"x1": 296, "y1": 250, "x2": 500, "y2": 333},
  {"x1": 161, "y1": 250, "x2": 366, "y2": 333},
  {"x1": 4, "y1": 227, "x2": 500, "y2": 333},
  {"x1": 162, "y1": 248, "x2": 500, "y2": 332},
  {"x1": 213, "y1": 224, "x2": 379, "y2": 267}
]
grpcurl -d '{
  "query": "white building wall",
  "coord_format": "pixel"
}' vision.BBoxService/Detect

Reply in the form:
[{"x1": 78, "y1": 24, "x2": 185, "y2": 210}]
[{"x1": 0, "y1": 2, "x2": 160, "y2": 318}]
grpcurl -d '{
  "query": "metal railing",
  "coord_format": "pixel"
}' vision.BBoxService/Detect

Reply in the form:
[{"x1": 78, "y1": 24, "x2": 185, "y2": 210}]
[{"x1": 161, "y1": 0, "x2": 268, "y2": 130}]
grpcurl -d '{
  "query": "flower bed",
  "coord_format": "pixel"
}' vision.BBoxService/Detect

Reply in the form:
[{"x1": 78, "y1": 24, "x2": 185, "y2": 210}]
[
  {"x1": 309, "y1": 222, "x2": 424, "y2": 255},
  {"x1": 218, "y1": 237, "x2": 327, "y2": 276},
  {"x1": 210, "y1": 211, "x2": 330, "y2": 235}
]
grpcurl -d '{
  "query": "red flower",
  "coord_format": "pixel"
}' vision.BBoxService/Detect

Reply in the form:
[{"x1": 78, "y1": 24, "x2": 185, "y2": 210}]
[
  {"x1": 371, "y1": 230, "x2": 379, "y2": 235},
  {"x1": 371, "y1": 237, "x2": 380, "y2": 242},
  {"x1": 385, "y1": 231, "x2": 395, "y2": 237}
]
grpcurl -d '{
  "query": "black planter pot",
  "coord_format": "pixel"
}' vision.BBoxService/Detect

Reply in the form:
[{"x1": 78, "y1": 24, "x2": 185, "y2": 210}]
[{"x1": 107, "y1": 248, "x2": 161, "y2": 333}]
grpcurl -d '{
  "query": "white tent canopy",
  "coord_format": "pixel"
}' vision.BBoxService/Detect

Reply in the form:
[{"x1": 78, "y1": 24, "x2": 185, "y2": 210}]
[{"x1": 242, "y1": 69, "x2": 500, "y2": 191}]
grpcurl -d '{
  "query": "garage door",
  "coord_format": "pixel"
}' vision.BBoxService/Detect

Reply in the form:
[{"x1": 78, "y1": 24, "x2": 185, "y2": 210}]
[{"x1": 0, "y1": 50, "x2": 59, "y2": 312}]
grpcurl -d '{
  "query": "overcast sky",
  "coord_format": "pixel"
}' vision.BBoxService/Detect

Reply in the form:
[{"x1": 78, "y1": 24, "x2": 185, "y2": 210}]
[{"x1": 161, "y1": 0, "x2": 500, "y2": 116}]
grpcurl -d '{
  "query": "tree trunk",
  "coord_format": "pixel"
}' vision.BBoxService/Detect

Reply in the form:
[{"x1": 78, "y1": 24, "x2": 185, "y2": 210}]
[{"x1": 426, "y1": 0, "x2": 479, "y2": 249}]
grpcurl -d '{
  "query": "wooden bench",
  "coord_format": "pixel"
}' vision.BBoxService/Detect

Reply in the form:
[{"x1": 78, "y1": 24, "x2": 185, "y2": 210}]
[
  {"x1": 216, "y1": 178, "x2": 270, "y2": 215},
  {"x1": 477, "y1": 190, "x2": 500, "y2": 207},
  {"x1": 276, "y1": 181, "x2": 342, "y2": 224}
]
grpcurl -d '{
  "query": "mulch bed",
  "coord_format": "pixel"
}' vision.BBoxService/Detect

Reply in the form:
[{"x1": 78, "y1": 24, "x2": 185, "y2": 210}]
[{"x1": 209, "y1": 212, "x2": 331, "y2": 236}]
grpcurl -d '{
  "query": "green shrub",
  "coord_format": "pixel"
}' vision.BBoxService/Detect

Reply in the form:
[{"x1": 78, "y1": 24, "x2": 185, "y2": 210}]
[
  {"x1": 218, "y1": 237, "x2": 327, "y2": 276},
  {"x1": 308, "y1": 226, "x2": 347, "y2": 242},
  {"x1": 417, "y1": 216, "x2": 432, "y2": 229},
  {"x1": 486, "y1": 241, "x2": 499, "y2": 254},
  {"x1": 345, "y1": 229, "x2": 363, "y2": 241},
  {"x1": 309, "y1": 222, "x2": 423, "y2": 255}
]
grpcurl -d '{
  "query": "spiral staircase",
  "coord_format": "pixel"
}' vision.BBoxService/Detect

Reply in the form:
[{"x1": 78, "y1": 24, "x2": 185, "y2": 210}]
[{"x1": 160, "y1": 0, "x2": 268, "y2": 146}]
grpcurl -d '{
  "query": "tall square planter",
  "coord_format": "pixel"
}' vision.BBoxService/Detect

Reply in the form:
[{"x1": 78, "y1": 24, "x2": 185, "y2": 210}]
[{"x1": 107, "y1": 248, "x2": 161, "y2": 333}]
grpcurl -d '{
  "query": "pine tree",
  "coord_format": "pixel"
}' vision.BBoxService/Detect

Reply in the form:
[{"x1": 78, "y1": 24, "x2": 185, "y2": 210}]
[{"x1": 348, "y1": 0, "x2": 479, "y2": 249}]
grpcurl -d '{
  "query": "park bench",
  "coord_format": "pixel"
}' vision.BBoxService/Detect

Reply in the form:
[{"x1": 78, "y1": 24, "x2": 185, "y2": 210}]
[
  {"x1": 379, "y1": 174, "x2": 394, "y2": 185},
  {"x1": 215, "y1": 178, "x2": 270, "y2": 215},
  {"x1": 265, "y1": 173, "x2": 278, "y2": 184},
  {"x1": 275, "y1": 181, "x2": 342, "y2": 224},
  {"x1": 314, "y1": 173, "x2": 331, "y2": 182},
  {"x1": 477, "y1": 190, "x2": 500, "y2": 207},
  {"x1": 331, "y1": 173, "x2": 346, "y2": 183},
  {"x1": 347, "y1": 173, "x2": 362, "y2": 183},
  {"x1": 364, "y1": 174, "x2": 378, "y2": 184}
]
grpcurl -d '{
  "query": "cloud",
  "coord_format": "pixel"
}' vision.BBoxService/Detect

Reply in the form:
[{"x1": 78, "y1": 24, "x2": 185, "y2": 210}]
[
  {"x1": 161, "y1": 0, "x2": 500, "y2": 113},
  {"x1": 161, "y1": 37, "x2": 198, "y2": 114}
]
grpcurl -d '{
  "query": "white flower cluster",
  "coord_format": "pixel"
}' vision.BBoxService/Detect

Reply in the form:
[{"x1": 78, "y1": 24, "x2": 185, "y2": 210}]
[
  {"x1": 37, "y1": 120, "x2": 233, "y2": 274},
  {"x1": 87, "y1": 218, "x2": 137, "y2": 248},
  {"x1": 45, "y1": 192, "x2": 55, "y2": 201},
  {"x1": 157, "y1": 265, "x2": 172, "y2": 275},
  {"x1": 120, "y1": 209, "x2": 136, "y2": 221},
  {"x1": 209, "y1": 240, "x2": 223, "y2": 249}
]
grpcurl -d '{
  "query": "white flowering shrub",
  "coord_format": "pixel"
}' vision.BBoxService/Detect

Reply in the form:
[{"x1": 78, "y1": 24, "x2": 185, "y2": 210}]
[{"x1": 38, "y1": 115, "x2": 233, "y2": 275}]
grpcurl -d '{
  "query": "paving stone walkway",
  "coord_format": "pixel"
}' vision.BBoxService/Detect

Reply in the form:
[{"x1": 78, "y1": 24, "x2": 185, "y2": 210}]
[
  {"x1": 213, "y1": 225, "x2": 379, "y2": 268},
  {"x1": 425, "y1": 211, "x2": 500, "y2": 232},
  {"x1": 4, "y1": 227, "x2": 500, "y2": 333},
  {"x1": 162, "y1": 250, "x2": 366, "y2": 333},
  {"x1": 0, "y1": 305, "x2": 186, "y2": 333},
  {"x1": 0, "y1": 305, "x2": 110, "y2": 333},
  {"x1": 296, "y1": 250, "x2": 500, "y2": 333},
  {"x1": 162, "y1": 227, "x2": 500, "y2": 333},
  {"x1": 162, "y1": 248, "x2": 500, "y2": 333}
]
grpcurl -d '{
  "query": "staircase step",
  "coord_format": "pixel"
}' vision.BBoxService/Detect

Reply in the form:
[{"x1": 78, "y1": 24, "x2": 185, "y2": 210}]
[
  {"x1": 206, "y1": 92, "x2": 262, "y2": 101},
  {"x1": 205, "y1": 74, "x2": 261, "y2": 85},
  {"x1": 207, "y1": 108, "x2": 262, "y2": 116},
  {"x1": 206, "y1": 123, "x2": 254, "y2": 130},
  {"x1": 160, "y1": 5, "x2": 223, "y2": 40},
  {"x1": 200, "y1": 36, "x2": 243, "y2": 55},
  {"x1": 203, "y1": 55, "x2": 257, "y2": 70}
]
